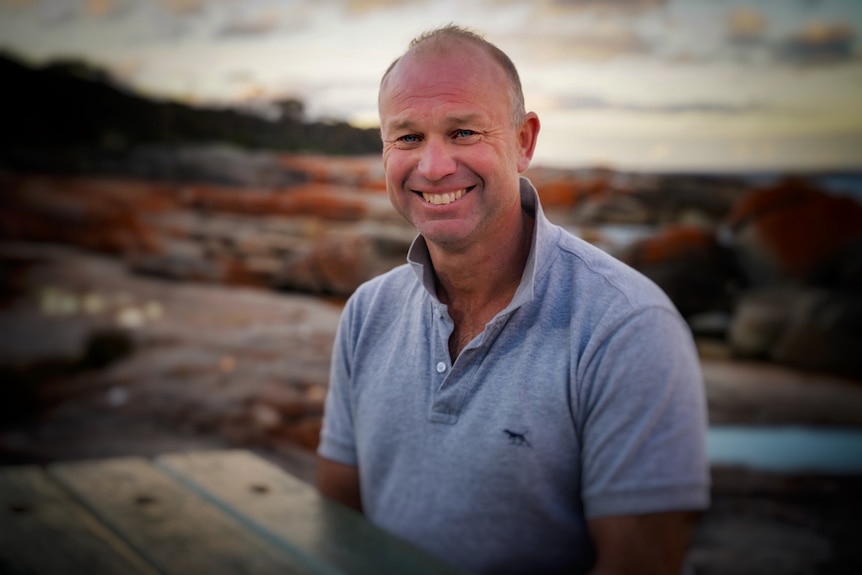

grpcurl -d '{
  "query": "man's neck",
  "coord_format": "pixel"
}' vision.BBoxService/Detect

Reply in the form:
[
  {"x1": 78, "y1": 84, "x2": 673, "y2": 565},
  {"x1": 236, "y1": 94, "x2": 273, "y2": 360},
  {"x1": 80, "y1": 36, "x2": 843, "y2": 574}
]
[
  {"x1": 428, "y1": 209, "x2": 535, "y2": 359},
  {"x1": 432, "y1": 219, "x2": 532, "y2": 308}
]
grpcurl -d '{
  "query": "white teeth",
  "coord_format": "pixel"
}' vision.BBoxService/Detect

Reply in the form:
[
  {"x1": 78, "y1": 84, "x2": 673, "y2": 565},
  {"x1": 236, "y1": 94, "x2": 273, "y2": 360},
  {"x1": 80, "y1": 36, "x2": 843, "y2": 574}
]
[{"x1": 421, "y1": 189, "x2": 466, "y2": 205}]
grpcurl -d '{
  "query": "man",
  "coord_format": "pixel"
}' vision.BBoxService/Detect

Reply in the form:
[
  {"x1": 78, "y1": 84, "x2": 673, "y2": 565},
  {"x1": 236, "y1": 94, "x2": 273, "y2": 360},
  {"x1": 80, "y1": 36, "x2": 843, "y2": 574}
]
[{"x1": 317, "y1": 25, "x2": 709, "y2": 575}]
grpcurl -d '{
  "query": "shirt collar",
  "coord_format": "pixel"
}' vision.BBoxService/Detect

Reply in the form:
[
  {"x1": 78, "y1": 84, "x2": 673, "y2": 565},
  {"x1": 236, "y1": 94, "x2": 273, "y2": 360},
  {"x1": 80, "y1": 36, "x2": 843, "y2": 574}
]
[{"x1": 407, "y1": 176, "x2": 557, "y2": 311}]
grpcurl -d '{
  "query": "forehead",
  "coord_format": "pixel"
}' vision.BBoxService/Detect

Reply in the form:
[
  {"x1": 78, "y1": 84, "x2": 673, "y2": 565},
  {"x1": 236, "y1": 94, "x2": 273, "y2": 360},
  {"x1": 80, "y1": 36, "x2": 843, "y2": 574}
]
[{"x1": 379, "y1": 43, "x2": 510, "y2": 126}]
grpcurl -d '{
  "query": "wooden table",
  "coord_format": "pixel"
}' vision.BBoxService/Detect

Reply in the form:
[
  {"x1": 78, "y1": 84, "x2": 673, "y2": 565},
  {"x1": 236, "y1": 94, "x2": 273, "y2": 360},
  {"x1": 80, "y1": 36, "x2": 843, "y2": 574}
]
[{"x1": 0, "y1": 449, "x2": 469, "y2": 574}]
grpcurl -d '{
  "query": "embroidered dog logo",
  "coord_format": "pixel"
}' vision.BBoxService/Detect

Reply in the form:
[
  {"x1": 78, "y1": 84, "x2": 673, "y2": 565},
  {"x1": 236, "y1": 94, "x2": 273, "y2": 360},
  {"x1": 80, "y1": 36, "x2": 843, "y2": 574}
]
[{"x1": 503, "y1": 429, "x2": 531, "y2": 447}]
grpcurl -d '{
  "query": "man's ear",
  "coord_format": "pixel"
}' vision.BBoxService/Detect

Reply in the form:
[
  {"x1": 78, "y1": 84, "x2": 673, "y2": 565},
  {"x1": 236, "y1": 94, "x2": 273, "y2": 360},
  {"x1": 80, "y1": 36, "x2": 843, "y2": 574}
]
[{"x1": 517, "y1": 112, "x2": 541, "y2": 173}]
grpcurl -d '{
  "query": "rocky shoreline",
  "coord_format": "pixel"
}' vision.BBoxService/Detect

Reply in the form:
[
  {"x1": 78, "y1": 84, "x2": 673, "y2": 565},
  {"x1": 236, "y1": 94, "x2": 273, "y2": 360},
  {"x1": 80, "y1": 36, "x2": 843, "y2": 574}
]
[{"x1": 3, "y1": 148, "x2": 861, "y2": 381}]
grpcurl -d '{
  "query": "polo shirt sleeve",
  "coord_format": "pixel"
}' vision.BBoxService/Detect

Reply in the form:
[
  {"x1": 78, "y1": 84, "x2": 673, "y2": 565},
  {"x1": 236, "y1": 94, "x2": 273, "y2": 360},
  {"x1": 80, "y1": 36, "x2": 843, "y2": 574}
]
[
  {"x1": 577, "y1": 305, "x2": 711, "y2": 519},
  {"x1": 317, "y1": 301, "x2": 359, "y2": 466}
]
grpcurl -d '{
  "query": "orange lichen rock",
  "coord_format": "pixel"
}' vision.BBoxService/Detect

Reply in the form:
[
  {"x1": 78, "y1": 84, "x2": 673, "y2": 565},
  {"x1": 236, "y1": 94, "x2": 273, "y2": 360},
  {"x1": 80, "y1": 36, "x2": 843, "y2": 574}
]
[
  {"x1": 727, "y1": 178, "x2": 862, "y2": 282},
  {"x1": 279, "y1": 154, "x2": 386, "y2": 191},
  {"x1": 0, "y1": 172, "x2": 167, "y2": 254},
  {"x1": 181, "y1": 183, "x2": 369, "y2": 221},
  {"x1": 527, "y1": 167, "x2": 614, "y2": 210},
  {"x1": 626, "y1": 226, "x2": 716, "y2": 267}
]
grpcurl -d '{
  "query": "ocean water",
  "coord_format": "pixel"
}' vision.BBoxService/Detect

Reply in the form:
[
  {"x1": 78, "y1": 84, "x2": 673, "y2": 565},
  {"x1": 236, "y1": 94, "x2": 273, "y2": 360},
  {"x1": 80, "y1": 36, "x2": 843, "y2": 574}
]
[
  {"x1": 708, "y1": 425, "x2": 862, "y2": 474},
  {"x1": 814, "y1": 173, "x2": 862, "y2": 201}
]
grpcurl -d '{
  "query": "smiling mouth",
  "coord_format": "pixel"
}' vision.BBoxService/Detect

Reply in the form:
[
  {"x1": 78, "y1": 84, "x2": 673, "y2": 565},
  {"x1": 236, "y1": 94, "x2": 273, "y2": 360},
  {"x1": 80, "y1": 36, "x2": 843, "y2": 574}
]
[{"x1": 418, "y1": 186, "x2": 475, "y2": 205}]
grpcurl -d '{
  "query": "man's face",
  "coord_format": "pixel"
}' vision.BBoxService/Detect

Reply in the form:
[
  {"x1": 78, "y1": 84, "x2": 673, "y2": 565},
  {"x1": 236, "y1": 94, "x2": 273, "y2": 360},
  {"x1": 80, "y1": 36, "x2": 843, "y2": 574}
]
[{"x1": 378, "y1": 44, "x2": 536, "y2": 251}]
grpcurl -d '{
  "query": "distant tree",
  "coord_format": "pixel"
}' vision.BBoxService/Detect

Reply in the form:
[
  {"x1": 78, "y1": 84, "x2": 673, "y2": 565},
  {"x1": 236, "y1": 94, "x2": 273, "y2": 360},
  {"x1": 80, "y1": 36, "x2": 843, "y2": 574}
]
[
  {"x1": 0, "y1": 52, "x2": 381, "y2": 157},
  {"x1": 42, "y1": 58, "x2": 115, "y2": 85},
  {"x1": 276, "y1": 99, "x2": 305, "y2": 122}
]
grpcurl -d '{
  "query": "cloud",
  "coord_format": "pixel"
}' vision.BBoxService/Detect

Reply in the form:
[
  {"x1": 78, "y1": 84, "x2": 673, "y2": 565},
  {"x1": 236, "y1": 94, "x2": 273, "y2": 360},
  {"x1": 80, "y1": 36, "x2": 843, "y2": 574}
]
[
  {"x1": 727, "y1": 7, "x2": 767, "y2": 44},
  {"x1": 779, "y1": 21, "x2": 857, "y2": 65},
  {"x1": 508, "y1": 20, "x2": 650, "y2": 62},
  {"x1": 217, "y1": 8, "x2": 282, "y2": 37},
  {"x1": 82, "y1": 0, "x2": 137, "y2": 20},
  {"x1": 546, "y1": 0, "x2": 667, "y2": 15},
  {"x1": 157, "y1": 0, "x2": 203, "y2": 16},
  {"x1": 84, "y1": 0, "x2": 113, "y2": 17},
  {"x1": 555, "y1": 93, "x2": 765, "y2": 115},
  {"x1": 35, "y1": 0, "x2": 79, "y2": 26},
  {"x1": 553, "y1": 28, "x2": 648, "y2": 60},
  {"x1": 721, "y1": 10, "x2": 859, "y2": 69},
  {"x1": 346, "y1": 0, "x2": 417, "y2": 15}
]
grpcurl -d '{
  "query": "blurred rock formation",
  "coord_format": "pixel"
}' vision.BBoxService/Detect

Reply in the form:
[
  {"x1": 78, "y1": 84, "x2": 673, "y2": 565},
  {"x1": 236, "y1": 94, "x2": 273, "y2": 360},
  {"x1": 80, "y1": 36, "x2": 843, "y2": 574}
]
[
  {"x1": 3, "y1": 149, "x2": 861, "y2": 380},
  {"x1": 1, "y1": 50, "x2": 861, "y2": 384}
]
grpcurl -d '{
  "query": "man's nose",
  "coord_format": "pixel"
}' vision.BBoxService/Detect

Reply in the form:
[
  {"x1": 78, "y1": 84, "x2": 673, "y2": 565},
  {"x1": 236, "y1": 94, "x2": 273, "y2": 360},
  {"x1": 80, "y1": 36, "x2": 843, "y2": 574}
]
[{"x1": 417, "y1": 138, "x2": 456, "y2": 181}]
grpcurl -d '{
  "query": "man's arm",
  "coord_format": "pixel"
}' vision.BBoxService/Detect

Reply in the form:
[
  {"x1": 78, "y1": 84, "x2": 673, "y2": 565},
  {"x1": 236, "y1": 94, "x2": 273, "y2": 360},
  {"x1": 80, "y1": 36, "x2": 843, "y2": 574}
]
[
  {"x1": 316, "y1": 456, "x2": 363, "y2": 513},
  {"x1": 587, "y1": 511, "x2": 700, "y2": 575}
]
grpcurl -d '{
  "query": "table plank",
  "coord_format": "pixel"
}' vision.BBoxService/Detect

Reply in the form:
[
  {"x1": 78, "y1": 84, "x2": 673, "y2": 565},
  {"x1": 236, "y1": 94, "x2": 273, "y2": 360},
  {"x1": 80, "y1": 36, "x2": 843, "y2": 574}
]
[
  {"x1": 49, "y1": 456, "x2": 316, "y2": 575},
  {"x1": 157, "y1": 450, "x2": 470, "y2": 575},
  {"x1": 0, "y1": 465, "x2": 158, "y2": 575}
]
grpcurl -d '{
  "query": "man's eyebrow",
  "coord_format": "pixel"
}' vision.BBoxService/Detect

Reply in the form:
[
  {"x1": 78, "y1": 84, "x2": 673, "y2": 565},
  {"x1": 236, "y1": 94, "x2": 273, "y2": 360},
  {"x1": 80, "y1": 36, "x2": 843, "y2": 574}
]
[
  {"x1": 447, "y1": 113, "x2": 482, "y2": 126},
  {"x1": 386, "y1": 114, "x2": 483, "y2": 132},
  {"x1": 387, "y1": 118, "x2": 418, "y2": 132}
]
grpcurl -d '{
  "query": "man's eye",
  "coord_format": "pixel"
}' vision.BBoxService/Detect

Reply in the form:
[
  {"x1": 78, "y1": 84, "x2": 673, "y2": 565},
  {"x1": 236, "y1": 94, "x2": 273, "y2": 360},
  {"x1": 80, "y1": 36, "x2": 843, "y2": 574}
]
[
  {"x1": 397, "y1": 134, "x2": 421, "y2": 144},
  {"x1": 454, "y1": 129, "x2": 477, "y2": 139}
]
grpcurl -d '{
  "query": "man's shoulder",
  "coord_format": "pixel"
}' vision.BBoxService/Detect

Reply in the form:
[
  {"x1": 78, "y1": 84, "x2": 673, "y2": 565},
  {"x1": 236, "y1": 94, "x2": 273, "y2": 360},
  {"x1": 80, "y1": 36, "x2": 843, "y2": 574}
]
[
  {"x1": 339, "y1": 263, "x2": 426, "y2": 340},
  {"x1": 545, "y1": 225, "x2": 674, "y2": 309}
]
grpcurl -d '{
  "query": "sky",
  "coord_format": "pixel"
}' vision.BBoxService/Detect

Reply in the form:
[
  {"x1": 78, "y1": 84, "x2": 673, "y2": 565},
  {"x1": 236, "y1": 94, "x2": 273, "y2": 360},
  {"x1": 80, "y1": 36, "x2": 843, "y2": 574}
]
[{"x1": 1, "y1": 0, "x2": 861, "y2": 173}]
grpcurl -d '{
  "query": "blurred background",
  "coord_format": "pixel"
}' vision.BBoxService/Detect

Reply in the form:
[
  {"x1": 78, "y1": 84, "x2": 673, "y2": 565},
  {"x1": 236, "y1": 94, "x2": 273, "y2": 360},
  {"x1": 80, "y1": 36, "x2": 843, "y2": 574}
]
[
  {"x1": 2, "y1": 0, "x2": 862, "y2": 172},
  {"x1": 1, "y1": 1, "x2": 861, "y2": 574}
]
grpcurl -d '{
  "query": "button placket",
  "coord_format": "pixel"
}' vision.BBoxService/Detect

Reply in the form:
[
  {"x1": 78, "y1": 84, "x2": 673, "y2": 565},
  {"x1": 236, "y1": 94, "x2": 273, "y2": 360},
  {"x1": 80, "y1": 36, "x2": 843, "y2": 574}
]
[{"x1": 428, "y1": 299, "x2": 461, "y2": 423}]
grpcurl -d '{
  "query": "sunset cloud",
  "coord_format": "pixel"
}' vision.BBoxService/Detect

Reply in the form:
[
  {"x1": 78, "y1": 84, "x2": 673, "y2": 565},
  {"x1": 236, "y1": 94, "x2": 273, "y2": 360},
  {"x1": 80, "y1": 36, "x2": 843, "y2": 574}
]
[
  {"x1": 506, "y1": 17, "x2": 650, "y2": 62},
  {"x1": 157, "y1": 0, "x2": 203, "y2": 16},
  {"x1": 728, "y1": 7, "x2": 767, "y2": 43},
  {"x1": 780, "y1": 21, "x2": 857, "y2": 65},
  {"x1": 545, "y1": 0, "x2": 667, "y2": 15},
  {"x1": 555, "y1": 94, "x2": 765, "y2": 115},
  {"x1": 34, "y1": 0, "x2": 79, "y2": 26},
  {"x1": 217, "y1": 8, "x2": 282, "y2": 37},
  {"x1": 84, "y1": 0, "x2": 113, "y2": 17},
  {"x1": 346, "y1": 0, "x2": 415, "y2": 15},
  {"x1": 532, "y1": 31, "x2": 647, "y2": 61}
]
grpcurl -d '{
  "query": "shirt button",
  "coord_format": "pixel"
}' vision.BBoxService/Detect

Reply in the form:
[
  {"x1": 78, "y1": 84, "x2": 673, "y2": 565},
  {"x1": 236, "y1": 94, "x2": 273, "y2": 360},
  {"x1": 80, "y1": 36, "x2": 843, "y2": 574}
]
[{"x1": 436, "y1": 362, "x2": 446, "y2": 373}]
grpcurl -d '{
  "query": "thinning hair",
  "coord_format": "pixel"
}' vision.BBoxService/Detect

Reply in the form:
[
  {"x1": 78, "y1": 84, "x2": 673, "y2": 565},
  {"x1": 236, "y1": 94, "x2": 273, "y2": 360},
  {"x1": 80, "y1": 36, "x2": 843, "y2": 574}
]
[{"x1": 380, "y1": 24, "x2": 527, "y2": 126}]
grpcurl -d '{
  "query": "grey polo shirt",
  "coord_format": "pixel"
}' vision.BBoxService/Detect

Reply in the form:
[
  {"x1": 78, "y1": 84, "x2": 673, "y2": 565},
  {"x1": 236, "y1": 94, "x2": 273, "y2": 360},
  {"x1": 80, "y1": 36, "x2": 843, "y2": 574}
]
[{"x1": 319, "y1": 177, "x2": 710, "y2": 574}]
